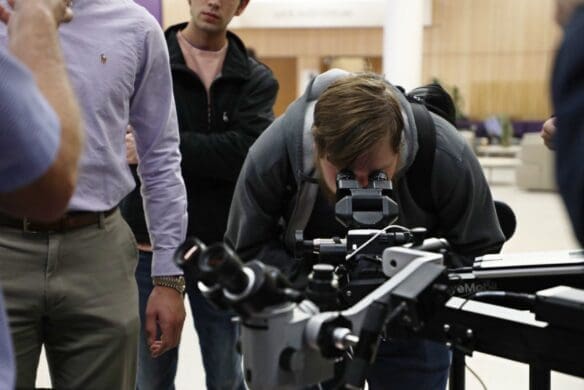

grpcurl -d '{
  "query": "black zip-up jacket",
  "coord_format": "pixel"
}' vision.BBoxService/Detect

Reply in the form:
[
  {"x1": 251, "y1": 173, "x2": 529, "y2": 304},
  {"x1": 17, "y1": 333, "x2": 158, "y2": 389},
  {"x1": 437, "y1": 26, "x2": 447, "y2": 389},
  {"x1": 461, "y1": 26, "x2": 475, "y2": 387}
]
[{"x1": 121, "y1": 24, "x2": 278, "y2": 245}]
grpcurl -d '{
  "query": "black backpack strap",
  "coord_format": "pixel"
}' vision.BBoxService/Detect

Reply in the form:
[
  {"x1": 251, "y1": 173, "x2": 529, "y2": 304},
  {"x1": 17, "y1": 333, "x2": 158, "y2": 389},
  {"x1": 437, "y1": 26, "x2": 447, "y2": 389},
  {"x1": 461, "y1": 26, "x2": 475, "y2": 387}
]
[{"x1": 406, "y1": 102, "x2": 437, "y2": 213}]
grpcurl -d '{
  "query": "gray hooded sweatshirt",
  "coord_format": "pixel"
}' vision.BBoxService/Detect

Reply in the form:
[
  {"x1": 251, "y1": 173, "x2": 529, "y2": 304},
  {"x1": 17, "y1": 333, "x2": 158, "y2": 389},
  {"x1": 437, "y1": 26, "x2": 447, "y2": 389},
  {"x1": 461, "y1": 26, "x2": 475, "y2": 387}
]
[{"x1": 225, "y1": 69, "x2": 504, "y2": 277}]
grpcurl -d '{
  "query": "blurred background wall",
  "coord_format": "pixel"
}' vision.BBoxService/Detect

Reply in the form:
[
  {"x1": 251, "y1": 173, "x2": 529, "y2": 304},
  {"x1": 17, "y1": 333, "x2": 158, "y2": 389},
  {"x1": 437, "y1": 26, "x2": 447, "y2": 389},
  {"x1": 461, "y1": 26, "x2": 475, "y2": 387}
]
[{"x1": 157, "y1": 0, "x2": 561, "y2": 119}]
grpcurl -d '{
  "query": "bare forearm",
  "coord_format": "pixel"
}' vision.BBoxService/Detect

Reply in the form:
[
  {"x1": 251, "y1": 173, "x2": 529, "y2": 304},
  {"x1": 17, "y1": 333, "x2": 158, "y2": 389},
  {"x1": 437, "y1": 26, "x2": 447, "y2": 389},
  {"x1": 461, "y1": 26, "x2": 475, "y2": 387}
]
[
  {"x1": 10, "y1": 0, "x2": 82, "y2": 174},
  {"x1": 1, "y1": 0, "x2": 83, "y2": 220}
]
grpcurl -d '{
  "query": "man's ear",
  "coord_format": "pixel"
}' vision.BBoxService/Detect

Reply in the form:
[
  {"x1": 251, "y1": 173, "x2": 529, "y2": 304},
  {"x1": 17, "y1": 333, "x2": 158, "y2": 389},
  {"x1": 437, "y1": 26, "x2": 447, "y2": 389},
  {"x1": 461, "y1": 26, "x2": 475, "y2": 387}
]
[{"x1": 235, "y1": 0, "x2": 250, "y2": 16}]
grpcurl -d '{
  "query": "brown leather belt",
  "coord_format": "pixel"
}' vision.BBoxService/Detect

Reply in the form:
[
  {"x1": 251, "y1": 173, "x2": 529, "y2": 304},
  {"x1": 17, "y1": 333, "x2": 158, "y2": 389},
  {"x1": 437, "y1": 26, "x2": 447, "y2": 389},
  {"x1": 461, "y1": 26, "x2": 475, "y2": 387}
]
[{"x1": 0, "y1": 208, "x2": 117, "y2": 233}]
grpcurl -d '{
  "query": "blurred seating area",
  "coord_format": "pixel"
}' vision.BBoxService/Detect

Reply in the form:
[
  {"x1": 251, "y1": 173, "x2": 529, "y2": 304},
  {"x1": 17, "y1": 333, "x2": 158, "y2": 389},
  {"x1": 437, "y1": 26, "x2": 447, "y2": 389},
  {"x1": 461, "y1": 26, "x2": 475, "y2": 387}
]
[
  {"x1": 456, "y1": 118, "x2": 545, "y2": 140},
  {"x1": 516, "y1": 133, "x2": 556, "y2": 191},
  {"x1": 456, "y1": 118, "x2": 555, "y2": 190}
]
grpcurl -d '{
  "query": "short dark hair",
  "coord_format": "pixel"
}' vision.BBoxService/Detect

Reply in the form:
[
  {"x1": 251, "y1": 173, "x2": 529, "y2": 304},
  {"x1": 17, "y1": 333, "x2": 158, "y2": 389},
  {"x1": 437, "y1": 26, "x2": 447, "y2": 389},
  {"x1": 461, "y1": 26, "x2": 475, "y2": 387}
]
[{"x1": 312, "y1": 73, "x2": 404, "y2": 168}]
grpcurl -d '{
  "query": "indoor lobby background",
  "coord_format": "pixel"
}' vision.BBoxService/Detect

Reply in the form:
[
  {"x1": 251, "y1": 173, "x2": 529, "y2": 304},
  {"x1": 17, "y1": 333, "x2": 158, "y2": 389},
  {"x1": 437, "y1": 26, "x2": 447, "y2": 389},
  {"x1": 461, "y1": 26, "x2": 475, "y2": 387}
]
[{"x1": 34, "y1": 0, "x2": 583, "y2": 388}]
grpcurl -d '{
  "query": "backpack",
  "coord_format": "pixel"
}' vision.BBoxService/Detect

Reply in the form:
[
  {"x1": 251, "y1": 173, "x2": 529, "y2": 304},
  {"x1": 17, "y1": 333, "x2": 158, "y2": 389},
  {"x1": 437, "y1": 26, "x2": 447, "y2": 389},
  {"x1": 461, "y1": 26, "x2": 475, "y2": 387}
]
[{"x1": 405, "y1": 85, "x2": 515, "y2": 240}]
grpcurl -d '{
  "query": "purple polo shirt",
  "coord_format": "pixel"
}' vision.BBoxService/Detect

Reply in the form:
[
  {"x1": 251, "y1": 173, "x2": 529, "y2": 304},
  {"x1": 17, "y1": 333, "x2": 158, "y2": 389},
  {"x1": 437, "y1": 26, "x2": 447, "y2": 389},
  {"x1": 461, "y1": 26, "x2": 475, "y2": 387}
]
[{"x1": 0, "y1": 0, "x2": 188, "y2": 276}]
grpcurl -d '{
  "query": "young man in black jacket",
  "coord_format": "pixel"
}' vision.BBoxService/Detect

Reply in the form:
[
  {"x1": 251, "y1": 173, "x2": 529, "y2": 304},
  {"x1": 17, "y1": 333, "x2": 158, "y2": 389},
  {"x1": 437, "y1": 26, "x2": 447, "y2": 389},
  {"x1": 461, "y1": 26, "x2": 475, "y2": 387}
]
[{"x1": 122, "y1": 0, "x2": 278, "y2": 388}]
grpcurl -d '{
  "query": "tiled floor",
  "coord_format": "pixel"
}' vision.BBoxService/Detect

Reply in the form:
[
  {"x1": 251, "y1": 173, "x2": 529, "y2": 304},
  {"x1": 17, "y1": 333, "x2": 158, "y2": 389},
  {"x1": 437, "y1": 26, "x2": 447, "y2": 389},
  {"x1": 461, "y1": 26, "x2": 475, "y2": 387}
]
[{"x1": 35, "y1": 183, "x2": 583, "y2": 389}]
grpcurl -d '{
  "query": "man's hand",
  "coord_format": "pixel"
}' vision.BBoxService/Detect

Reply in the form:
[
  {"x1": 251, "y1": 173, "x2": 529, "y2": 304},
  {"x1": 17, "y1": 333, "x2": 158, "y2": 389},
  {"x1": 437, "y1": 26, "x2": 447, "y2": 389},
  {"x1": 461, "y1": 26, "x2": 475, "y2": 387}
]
[
  {"x1": 540, "y1": 116, "x2": 557, "y2": 150},
  {"x1": 126, "y1": 127, "x2": 139, "y2": 165},
  {"x1": 0, "y1": 0, "x2": 73, "y2": 25},
  {"x1": 145, "y1": 286, "x2": 186, "y2": 358},
  {"x1": 0, "y1": 0, "x2": 11, "y2": 23}
]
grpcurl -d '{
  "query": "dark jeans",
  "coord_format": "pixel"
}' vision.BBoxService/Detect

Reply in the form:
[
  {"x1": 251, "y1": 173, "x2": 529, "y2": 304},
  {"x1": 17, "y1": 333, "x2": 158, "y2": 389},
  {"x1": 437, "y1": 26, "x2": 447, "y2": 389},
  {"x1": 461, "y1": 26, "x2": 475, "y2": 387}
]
[
  {"x1": 136, "y1": 250, "x2": 245, "y2": 390},
  {"x1": 306, "y1": 338, "x2": 450, "y2": 389},
  {"x1": 367, "y1": 338, "x2": 451, "y2": 390}
]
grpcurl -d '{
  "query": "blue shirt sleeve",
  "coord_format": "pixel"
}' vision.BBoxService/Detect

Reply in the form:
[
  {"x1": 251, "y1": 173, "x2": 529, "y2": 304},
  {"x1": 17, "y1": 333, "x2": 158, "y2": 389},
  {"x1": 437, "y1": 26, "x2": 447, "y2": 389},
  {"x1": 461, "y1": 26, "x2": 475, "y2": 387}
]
[
  {"x1": 0, "y1": 47, "x2": 60, "y2": 193},
  {"x1": 0, "y1": 289, "x2": 14, "y2": 390},
  {"x1": 552, "y1": 9, "x2": 584, "y2": 247}
]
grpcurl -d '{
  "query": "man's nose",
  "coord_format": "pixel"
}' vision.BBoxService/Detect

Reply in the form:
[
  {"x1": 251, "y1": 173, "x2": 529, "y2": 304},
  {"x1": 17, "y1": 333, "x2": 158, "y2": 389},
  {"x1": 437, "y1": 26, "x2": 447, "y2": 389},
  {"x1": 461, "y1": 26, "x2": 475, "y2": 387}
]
[{"x1": 356, "y1": 175, "x2": 369, "y2": 188}]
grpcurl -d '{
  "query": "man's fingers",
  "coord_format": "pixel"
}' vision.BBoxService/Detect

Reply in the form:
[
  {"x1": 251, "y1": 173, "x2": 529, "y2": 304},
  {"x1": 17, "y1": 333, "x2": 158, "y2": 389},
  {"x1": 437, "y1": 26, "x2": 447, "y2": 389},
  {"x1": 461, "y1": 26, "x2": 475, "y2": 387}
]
[
  {"x1": 1, "y1": 0, "x2": 73, "y2": 25},
  {"x1": 159, "y1": 321, "x2": 180, "y2": 352},
  {"x1": 152, "y1": 318, "x2": 182, "y2": 358},
  {"x1": 55, "y1": 0, "x2": 73, "y2": 24},
  {"x1": 144, "y1": 311, "x2": 158, "y2": 349},
  {"x1": 149, "y1": 340, "x2": 163, "y2": 358},
  {"x1": 0, "y1": 5, "x2": 11, "y2": 24},
  {"x1": 150, "y1": 334, "x2": 169, "y2": 358},
  {"x1": 62, "y1": 5, "x2": 73, "y2": 23}
]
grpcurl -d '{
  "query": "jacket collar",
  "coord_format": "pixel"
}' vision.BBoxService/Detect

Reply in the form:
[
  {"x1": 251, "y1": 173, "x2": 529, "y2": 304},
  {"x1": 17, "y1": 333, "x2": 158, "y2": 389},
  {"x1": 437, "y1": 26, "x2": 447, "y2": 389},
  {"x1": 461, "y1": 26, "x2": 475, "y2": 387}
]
[{"x1": 165, "y1": 22, "x2": 251, "y2": 81}]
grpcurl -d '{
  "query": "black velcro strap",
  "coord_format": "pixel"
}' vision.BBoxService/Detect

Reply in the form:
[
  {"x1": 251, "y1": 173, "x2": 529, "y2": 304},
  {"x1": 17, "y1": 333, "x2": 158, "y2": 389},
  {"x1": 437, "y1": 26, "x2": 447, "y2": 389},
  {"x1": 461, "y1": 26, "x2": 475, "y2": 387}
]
[
  {"x1": 406, "y1": 102, "x2": 436, "y2": 213},
  {"x1": 284, "y1": 180, "x2": 319, "y2": 253}
]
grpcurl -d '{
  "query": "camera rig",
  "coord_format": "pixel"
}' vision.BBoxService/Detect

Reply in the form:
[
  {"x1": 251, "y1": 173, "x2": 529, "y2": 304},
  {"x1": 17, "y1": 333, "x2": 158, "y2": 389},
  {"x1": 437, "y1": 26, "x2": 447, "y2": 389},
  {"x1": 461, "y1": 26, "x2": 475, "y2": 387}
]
[
  {"x1": 334, "y1": 169, "x2": 398, "y2": 229},
  {"x1": 175, "y1": 170, "x2": 584, "y2": 390},
  {"x1": 175, "y1": 238, "x2": 584, "y2": 390},
  {"x1": 294, "y1": 169, "x2": 450, "y2": 308}
]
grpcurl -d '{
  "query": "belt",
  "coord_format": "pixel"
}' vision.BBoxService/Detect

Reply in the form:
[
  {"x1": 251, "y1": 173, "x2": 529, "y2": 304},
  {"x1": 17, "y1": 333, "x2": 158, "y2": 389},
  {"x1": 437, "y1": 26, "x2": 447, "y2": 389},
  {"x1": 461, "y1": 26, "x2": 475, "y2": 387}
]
[{"x1": 0, "y1": 208, "x2": 117, "y2": 233}]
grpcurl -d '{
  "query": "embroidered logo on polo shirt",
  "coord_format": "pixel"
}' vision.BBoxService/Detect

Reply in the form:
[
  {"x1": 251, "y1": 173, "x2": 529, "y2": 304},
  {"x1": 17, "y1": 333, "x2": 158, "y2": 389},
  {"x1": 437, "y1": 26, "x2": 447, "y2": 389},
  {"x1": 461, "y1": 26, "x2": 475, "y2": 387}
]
[{"x1": 100, "y1": 54, "x2": 107, "y2": 64}]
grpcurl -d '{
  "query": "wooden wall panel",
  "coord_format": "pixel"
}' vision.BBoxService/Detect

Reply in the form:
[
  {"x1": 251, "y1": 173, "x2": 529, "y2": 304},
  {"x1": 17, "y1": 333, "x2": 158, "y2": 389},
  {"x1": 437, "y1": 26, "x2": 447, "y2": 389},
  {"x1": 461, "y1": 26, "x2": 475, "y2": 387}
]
[
  {"x1": 234, "y1": 28, "x2": 384, "y2": 107},
  {"x1": 423, "y1": 0, "x2": 562, "y2": 120},
  {"x1": 162, "y1": 0, "x2": 562, "y2": 120},
  {"x1": 258, "y1": 57, "x2": 298, "y2": 117},
  {"x1": 162, "y1": 0, "x2": 189, "y2": 28},
  {"x1": 232, "y1": 28, "x2": 383, "y2": 57},
  {"x1": 470, "y1": 81, "x2": 551, "y2": 120}
]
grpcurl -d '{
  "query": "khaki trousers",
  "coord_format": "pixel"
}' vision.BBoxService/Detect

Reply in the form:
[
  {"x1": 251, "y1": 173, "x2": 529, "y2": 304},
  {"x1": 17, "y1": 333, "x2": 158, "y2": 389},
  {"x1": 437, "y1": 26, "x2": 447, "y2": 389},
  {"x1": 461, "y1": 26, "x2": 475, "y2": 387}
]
[{"x1": 0, "y1": 210, "x2": 139, "y2": 390}]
